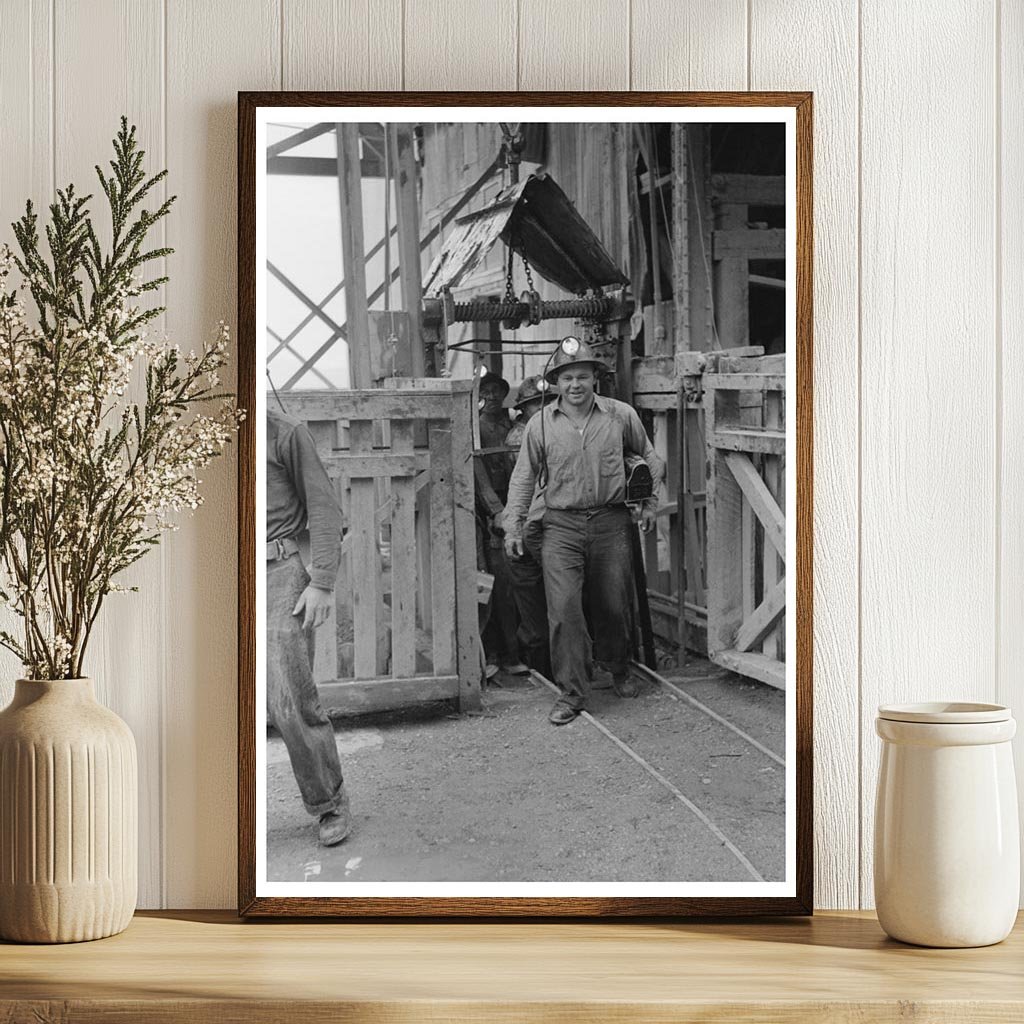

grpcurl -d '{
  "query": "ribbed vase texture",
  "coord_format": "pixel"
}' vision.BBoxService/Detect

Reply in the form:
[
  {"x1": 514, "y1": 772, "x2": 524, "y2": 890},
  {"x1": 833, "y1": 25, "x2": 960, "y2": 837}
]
[{"x1": 0, "y1": 678, "x2": 137, "y2": 943}]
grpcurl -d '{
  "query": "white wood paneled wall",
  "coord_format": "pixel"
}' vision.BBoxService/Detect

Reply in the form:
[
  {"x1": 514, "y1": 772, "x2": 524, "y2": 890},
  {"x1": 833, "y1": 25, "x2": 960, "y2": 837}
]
[{"x1": 0, "y1": 0, "x2": 1016, "y2": 911}]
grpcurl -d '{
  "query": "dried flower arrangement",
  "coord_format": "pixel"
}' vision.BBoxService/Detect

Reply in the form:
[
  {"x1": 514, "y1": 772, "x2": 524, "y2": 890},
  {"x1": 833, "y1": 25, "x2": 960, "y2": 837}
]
[{"x1": 0, "y1": 118, "x2": 241, "y2": 679}]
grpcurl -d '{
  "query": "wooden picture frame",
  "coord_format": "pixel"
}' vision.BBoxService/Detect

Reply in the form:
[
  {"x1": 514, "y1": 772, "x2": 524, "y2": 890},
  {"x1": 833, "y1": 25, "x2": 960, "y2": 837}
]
[{"x1": 238, "y1": 91, "x2": 813, "y2": 917}]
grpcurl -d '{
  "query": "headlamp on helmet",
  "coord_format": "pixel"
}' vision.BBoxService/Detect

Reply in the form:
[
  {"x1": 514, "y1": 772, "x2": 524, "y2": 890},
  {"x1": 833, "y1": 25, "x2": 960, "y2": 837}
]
[{"x1": 560, "y1": 336, "x2": 581, "y2": 356}]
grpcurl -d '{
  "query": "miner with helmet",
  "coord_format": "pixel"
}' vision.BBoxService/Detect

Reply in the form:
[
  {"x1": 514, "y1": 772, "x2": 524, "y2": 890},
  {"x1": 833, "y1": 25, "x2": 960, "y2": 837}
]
[
  {"x1": 503, "y1": 337, "x2": 663, "y2": 725},
  {"x1": 502, "y1": 375, "x2": 556, "y2": 678}
]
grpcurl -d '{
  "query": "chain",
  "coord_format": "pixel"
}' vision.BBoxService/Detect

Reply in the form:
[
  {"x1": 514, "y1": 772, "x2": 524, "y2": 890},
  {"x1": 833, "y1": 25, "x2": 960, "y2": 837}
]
[
  {"x1": 521, "y1": 249, "x2": 534, "y2": 293},
  {"x1": 504, "y1": 234, "x2": 517, "y2": 304}
]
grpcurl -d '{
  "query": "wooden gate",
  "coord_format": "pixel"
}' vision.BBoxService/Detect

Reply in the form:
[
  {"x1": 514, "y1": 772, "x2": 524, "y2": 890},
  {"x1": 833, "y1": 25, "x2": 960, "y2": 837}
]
[
  {"x1": 284, "y1": 379, "x2": 480, "y2": 713},
  {"x1": 703, "y1": 354, "x2": 787, "y2": 690}
]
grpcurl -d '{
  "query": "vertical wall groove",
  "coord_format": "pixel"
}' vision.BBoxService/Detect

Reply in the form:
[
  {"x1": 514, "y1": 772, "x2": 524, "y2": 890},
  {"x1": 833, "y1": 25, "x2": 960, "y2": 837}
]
[
  {"x1": 159, "y1": 0, "x2": 169, "y2": 910},
  {"x1": 994, "y1": 0, "x2": 1003, "y2": 708},
  {"x1": 855, "y1": 0, "x2": 864, "y2": 909}
]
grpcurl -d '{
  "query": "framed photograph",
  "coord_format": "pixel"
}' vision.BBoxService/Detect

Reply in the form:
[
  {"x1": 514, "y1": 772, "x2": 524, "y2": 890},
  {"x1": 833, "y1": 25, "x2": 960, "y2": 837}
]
[{"x1": 238, "y1": 91, "x2": 812, "y2": 916}]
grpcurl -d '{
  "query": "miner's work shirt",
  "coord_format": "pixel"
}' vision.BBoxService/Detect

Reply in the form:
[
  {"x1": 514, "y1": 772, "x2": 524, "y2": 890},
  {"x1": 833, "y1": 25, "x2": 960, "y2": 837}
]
[
  {"x1": 266, "y1": 409, "x2": 343, "y2": 590},
  {"x1": 503, "y1": 394, "x2": 661, "y2": 541}
]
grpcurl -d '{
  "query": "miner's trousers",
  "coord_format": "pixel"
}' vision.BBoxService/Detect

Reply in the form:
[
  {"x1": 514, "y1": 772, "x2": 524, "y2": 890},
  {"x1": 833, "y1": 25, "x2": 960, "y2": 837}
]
[
  {"x1": 541, "y1": 506, "x2": 633, "y2": 709},
  {"x1": 266, "y1": 552, "x2": 345, "y2": 817}
]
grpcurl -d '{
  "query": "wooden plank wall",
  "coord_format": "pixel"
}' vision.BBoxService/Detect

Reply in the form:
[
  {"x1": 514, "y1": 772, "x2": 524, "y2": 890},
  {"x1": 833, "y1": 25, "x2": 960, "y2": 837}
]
[{"x1": 0, "y1": 0, "x2": 1014, "y2": 912}]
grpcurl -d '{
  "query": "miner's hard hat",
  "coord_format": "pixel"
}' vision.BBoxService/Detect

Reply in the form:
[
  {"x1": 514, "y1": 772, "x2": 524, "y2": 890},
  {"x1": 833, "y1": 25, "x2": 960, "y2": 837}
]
[
  {"x1": 513, "y1": 375, "x2": 555, "y2": 409},
  {"x1": 544, "y1": 336, "x2": 608, "y2": 383},
  {"x1": 478, "y1": 371, "x2": 511, "y2": 399}
]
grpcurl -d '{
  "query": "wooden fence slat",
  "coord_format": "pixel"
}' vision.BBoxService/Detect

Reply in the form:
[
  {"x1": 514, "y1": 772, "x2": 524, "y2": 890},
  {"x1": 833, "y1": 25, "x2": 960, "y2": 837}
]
[
  {"x1": 735, "y1": 578, "x2": 787, "y2": 654},
  {"x1": 706, "y1": 448, "x2": 744, "y2": 657},
  {"x1": 762, "y1": 391, "x2": 784, "y2": 660},
  {"x1": 429, "y1": 429, "x2": 455, "y2": 675},
  {"x1": 724, "y1": 451, "x2": 786, "y2": 560},
  {"x1": 450, "y1": 393, "x2": 481, "y2": 710},
  {"x1": 712, "y1": 649, "x2": 786, "y2": 692},
  {"x1": 390, "y1": 420, "x2": 417, "y2": 678},
  {"x1": 349, "y1": 420, "x2": 379, "y2": 678}
]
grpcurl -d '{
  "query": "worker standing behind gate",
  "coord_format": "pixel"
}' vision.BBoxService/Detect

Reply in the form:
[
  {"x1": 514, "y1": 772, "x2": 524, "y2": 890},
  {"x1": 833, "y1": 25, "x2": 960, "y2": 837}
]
[
  {"x1": 504, "y1": 375, "x2": 555, "y2": 678},
  {"x1": 503, "y1": 338, "x2": 663, "y2": 726},
  {"x1": 474, "y1": 374, "x2": 525, "y2": 675}
]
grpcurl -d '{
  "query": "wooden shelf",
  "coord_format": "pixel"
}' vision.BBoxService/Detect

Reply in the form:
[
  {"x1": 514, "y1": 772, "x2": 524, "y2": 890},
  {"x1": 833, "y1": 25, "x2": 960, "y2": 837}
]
[{"x1": 2, "y1": 910, "x2": 1023, "y2": 1022}]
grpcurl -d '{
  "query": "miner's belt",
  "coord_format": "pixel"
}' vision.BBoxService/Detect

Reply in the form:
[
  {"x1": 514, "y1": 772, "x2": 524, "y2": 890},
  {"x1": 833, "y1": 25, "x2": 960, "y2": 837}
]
[
  {"x1": 553, "y1": 503, "x2": 629, "y2": 514},
  {"x1": 266, "y1": 537, "x2": 300, "y2": 562}
]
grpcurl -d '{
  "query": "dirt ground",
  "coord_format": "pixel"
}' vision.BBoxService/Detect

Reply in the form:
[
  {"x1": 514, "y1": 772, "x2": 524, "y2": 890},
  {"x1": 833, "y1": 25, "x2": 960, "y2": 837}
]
[{"x1": 266, "y1": 657, "x2": 786, "y2": 884}]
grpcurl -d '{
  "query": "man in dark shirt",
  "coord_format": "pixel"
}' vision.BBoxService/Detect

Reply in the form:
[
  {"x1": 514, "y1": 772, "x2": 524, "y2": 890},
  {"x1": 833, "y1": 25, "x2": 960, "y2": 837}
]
[
  {"x1": 503, "y1": 338, "x2": 662, "y2": 725},
  {"x1": 503, "y1": 375, "x2": 554, "y2": 678},
  {"x1": 266, "y1": 407, "x2": 350, "y2": 845},
  {"x1": 474, "y1": 373, "x2": 524, "y2": 673}
]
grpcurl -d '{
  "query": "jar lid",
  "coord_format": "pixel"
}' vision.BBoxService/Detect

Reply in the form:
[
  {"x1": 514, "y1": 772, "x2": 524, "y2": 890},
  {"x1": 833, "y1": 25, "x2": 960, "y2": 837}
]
[{"x1": 877, "y1": 701, "x2": 1011, "y2": 724}]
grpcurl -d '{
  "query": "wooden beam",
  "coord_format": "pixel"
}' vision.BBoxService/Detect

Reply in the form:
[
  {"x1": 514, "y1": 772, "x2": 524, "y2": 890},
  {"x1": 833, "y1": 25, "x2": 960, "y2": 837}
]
[
  {"x1": 390, "y1": 123, "x2": 426, "y2": 379},
  {"x1": 450, "y1": 391, "x2": 481, "y2": 711},
  {"x1": 724, "y1": 451, "x2": 786, "y2": 561},
  {"x1": 633, "y1": 393, "x2": 679, "y2": 411},
  {"x1": 267, "y1": 155, "x2": 384, "y2": 178},
  {"x1": 319, "y1": 675, "x2": 459, "y2": 717},
  {"x1": 267, "y1": 122, "x2": 334, "y2": 158},
  {"x1": 713, "y1": 229, "x2": 786, "y2": 260},
  {"x1": 709, "y1": 428, "x2": 786, "y2": 456},
  {"x1": 750, "y1": 273, "x2": 785, "y2": 290},
  {"x1": 429, "y1": 428, "x2": 455, "y2": 674},
  {"x1": 762, "y1": 390, "x2": 785, "y2": 661},
  {"x1": 671, "y1": 123, "x2": 690, "y2": 357},
  {"x1": 714, "y1": 204, "x2": 750, "y2": 348},
  {"x1": 684, "y1": 125, "x2": 714, "y2": 352},
  {"x1": 711, "y1": 648, "x2": 786, "y2": 691},
  {"x1": 337, "y1": 121, "x2": 371, "y2": 388},
  {"x1": 735, "y1": 578, "x2": 787, "y2": 654},
  {"x1": 321, "y1": 453, "x2": 422, "y2": 479},
  {"x1": 704, "y1": 373, "x2": 786, "y2": 393},
  {"x1": 710, "y1": 173, "x2": 786, "y2": 205},
  {"x1": 288, "y1": 389, "x2": 458, "y2": 422}
]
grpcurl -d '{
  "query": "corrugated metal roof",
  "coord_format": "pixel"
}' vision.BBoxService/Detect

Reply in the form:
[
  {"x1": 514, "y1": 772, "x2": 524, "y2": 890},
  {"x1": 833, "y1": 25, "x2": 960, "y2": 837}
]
[{"x1": 422, "y1": 174, "x2": 627, "y2": 298}]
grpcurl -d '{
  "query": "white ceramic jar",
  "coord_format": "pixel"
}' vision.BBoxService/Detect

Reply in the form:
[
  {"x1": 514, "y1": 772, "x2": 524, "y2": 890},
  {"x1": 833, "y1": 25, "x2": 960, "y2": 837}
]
[{"x1": 874, "y1": 702, "x2": 1019, "y2": 947}]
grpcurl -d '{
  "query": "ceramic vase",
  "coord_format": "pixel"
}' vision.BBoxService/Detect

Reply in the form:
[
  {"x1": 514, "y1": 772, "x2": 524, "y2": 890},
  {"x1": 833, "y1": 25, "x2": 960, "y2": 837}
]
[
  {"x1": 0, "y1": 678, "x2": 137, "y2": 943},
  {"x1": 874, "y1": 701, "x2": 1019, "y2": 948}
]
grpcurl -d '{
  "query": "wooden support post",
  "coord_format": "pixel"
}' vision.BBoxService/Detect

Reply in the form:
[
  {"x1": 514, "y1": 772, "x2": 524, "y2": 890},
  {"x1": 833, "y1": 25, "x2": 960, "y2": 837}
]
[
  {"x1": 337, "y1": 122, "x2": 371, "y2": 388},
  {"x1": 684, "y1": 125, "x2": 714, "y2": 352},
  {"x1": 762, "y1": 389, "x2": 784, "y2": 660},
  {"x1": 449, "y1": 387, "x2": 481, "y2": 711},
  {"x1": 675, "y1": 386, "x2": 687, "y2": 664},
  {"x1": 390, "y1": 123, "x2": 426, "y2": 380},
  {"x1": 715, "y1": 204, "x2": 750, "y2": 348},
  {"x1": 428, "y1": 428, "x2": 455, "y2": 674},
  {"x1": 704, "y1": 385, "x2": 743, "y2": 657},
  {"x1": 671, "y1": 123, "x2": 690, "y2": 353},
  {"x1": 644, "y1": 125, "x2": 663, "y2": 322}
]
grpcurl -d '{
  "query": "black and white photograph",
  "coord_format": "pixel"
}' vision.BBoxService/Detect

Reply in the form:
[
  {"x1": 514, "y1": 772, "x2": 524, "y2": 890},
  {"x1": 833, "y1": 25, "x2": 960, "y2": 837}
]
[{"x1": 243, "y1": 98, "x2": 808, "y2": 913}]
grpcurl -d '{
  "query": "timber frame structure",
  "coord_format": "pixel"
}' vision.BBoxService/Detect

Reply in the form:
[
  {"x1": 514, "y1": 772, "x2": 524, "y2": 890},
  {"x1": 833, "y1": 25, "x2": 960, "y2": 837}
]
[{"x1": 255, "y1": 100, "x2": 799, "y2": 707}]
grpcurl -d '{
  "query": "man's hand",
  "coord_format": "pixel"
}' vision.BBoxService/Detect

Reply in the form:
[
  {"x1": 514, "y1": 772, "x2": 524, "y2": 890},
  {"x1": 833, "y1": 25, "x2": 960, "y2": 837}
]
[
  {"x1": 504, "y1": 534, "x2": 525, "y2": 559},
  {"x1": 640, "y1": 505, "x2": 657, "y2": 534},
  {"x1": 293, "y1": 584, "x2": 333, "y2": 630}
]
